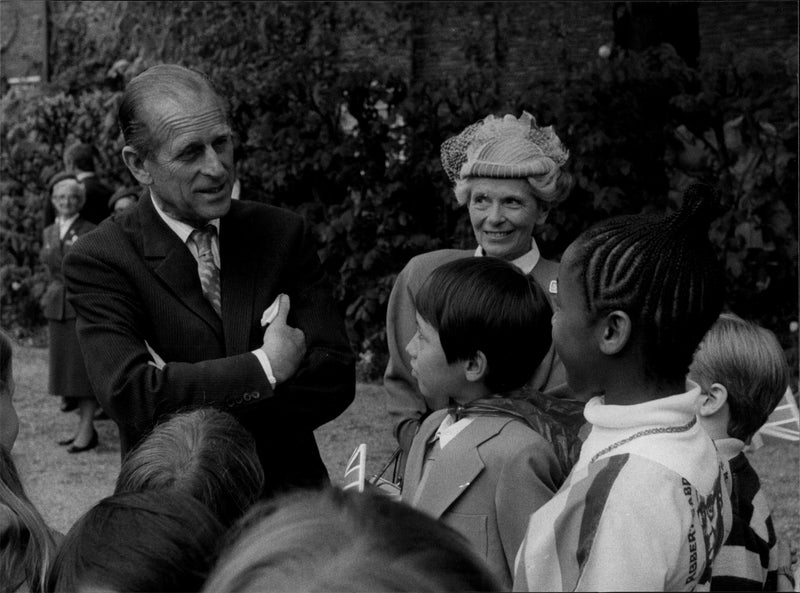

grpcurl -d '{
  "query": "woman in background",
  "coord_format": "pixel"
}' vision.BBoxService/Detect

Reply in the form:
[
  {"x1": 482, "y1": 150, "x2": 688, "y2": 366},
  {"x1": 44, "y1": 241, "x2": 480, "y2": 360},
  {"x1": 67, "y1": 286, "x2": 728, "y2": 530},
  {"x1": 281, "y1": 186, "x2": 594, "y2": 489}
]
[
  {"x1": 40, "y1": 173, "x2": 98, "y2": 453},
  {"x1": 384, "y1": 112, "x2": 582, "y2": 470}
]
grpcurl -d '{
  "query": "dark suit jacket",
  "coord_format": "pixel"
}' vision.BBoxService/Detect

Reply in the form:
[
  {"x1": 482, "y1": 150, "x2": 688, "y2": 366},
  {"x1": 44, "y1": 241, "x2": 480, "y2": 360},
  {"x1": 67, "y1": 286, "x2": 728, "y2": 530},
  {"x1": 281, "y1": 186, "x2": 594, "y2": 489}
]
[
  {"x1": 64, "y1": 195, "x2": 356, "y2": 493},
  {"x1": 40, "y1": 217, "x2": 96, "y2": 320}
]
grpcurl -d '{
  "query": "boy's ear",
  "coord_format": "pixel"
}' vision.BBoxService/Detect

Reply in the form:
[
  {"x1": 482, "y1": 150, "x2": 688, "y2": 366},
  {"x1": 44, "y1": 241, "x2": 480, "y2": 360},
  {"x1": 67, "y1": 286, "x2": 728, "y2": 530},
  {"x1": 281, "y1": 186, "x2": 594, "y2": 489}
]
[
  {"x1": 121, "y1": 145, "x2": 153, "y2": 186},
  {"x1": 698, "y1": 382, "x2": 728, "y2": 417},
  {"x1": 596, "y1": 310, "x2": 632, "y2": 355},
  {"x1": 463, "y1": 350, "x2": 488, "y2": 383}
]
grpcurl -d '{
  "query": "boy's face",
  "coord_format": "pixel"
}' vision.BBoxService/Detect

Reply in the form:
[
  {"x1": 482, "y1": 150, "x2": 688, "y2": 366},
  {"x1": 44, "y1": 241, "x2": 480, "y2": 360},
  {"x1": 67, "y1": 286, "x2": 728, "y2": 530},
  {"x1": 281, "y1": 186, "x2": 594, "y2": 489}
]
[
  {"x1": 551, "y1": 244, "x2": 603, "y2": 398},
  {"x1": 406, "y1": 314, "x2": 467, "y2": 405}
]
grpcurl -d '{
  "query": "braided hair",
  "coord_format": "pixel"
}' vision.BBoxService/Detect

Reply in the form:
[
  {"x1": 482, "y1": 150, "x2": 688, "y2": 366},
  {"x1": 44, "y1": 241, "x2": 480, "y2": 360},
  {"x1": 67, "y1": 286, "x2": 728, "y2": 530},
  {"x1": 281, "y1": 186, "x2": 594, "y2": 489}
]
[{"x1": 565, "y1": 184, "x2": 724, "y2": 384}]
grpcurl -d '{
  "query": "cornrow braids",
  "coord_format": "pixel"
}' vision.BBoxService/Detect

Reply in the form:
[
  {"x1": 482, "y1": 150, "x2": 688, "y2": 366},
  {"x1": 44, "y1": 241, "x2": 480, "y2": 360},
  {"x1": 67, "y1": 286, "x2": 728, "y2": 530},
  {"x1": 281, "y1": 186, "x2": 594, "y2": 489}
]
[{"x1": 568, "y1": 184, "x2": 725, "y2": 384}]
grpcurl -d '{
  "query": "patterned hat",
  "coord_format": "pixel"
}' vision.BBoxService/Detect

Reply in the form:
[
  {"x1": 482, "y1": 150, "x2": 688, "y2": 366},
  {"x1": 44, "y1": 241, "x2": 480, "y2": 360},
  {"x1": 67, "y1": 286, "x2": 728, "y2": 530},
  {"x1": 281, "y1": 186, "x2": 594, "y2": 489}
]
[{"x1": 440, "y1": 112, "x2": 570, "y2": 201}]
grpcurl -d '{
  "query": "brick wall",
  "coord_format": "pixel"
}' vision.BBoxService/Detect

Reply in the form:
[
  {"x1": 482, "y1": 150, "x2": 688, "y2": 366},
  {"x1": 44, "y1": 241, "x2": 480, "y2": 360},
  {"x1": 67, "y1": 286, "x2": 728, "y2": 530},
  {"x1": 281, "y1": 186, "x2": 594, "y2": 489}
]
[
  {"x1": 2, "y1": 2, "x2": 796, "y2": 89},
  {"x1": 698, "y1": 1, "x2": 797, "y2": 58},
  {"x1": 0, "y1": 0, "x2": 48, "y2": 82}
]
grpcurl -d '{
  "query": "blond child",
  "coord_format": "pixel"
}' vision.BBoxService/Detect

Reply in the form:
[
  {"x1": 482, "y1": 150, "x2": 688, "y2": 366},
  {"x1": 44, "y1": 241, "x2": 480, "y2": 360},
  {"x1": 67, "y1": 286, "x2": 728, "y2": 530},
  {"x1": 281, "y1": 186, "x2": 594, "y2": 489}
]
[{"x1": 690, "y1": 313, "x2": 795, "y2": 591}]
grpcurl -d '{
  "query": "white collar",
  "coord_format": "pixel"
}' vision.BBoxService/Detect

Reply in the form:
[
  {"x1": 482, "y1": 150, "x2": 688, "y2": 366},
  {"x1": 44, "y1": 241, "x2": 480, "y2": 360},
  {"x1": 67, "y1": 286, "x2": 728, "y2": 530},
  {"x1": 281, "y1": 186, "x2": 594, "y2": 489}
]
[
  {"x1": 434, "y1": 413, "x2": 474, "y2": 449},
  {"x1": 584, "y1": 380, "x2": 703, "y2": 430},
  {"x1": 713, "y1": 437, "x2": 745, "y2": 461},
  {"x1": 149, "y1": 190, "x2": 220, "y2": 243},
  {"x1": 57, "y1": 213, "x2": 80, "y2": 230},
  {"x1": 474, "y1": 237, "x2": 540, "y2": 274},
  {"x1": 76, "y1": 171, "x2": 95, "y2": 181}
]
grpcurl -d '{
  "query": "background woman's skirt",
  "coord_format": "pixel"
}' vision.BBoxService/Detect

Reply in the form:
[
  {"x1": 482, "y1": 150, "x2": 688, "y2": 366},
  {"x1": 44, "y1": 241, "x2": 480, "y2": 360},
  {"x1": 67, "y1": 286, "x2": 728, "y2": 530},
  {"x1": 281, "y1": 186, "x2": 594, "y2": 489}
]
[{"x1": 48, "y1": 319, "x2": 95, "y2": 399}]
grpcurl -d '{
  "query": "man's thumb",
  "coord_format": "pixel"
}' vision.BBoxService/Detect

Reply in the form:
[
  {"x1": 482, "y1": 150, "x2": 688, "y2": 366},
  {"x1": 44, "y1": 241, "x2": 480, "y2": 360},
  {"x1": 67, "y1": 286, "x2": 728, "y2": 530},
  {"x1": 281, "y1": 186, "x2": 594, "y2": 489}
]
[{"x1": 274, "y1": 293, "x2": 291, "y2": 325}]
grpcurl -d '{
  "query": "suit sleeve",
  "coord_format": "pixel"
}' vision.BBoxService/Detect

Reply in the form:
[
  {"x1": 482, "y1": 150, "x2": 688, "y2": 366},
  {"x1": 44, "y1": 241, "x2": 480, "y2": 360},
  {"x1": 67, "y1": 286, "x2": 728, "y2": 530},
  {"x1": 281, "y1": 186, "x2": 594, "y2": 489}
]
[
  {"x1": 63, "y1": 236, "x2": 273, "y2": 436},
  {"x1": 264, "y1": 221, "x2": 356, "y2": 431},
  {"x1": 496, "y1": 437, "x2": 563, "y2": 577}
]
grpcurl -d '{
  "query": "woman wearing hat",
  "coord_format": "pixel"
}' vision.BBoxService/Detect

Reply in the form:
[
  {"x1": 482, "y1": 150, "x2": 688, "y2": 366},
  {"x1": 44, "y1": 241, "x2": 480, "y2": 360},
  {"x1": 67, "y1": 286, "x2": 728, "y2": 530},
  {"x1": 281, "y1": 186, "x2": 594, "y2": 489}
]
[
  {"x1": 40, "y1": 173, "x2": 100, "y2": 453},
  {"x1": 384, "y1": 112, "x2": 583, "y2": 470}
]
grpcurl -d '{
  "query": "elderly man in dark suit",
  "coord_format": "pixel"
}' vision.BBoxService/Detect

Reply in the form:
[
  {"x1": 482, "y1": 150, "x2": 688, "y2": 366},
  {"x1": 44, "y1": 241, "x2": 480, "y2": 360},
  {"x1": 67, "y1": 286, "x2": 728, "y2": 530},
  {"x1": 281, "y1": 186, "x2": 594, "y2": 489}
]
[{"x1": 64, "y1": 64, "x2": 355, "y2": 495}]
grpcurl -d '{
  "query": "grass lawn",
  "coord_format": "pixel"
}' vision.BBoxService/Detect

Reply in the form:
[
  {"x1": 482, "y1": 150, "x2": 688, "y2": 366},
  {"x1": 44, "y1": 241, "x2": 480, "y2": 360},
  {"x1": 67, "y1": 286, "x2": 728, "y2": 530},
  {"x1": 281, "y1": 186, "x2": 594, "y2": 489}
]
[{"x1": 9, "y1": 343, "x2": 800, "y2": 552}]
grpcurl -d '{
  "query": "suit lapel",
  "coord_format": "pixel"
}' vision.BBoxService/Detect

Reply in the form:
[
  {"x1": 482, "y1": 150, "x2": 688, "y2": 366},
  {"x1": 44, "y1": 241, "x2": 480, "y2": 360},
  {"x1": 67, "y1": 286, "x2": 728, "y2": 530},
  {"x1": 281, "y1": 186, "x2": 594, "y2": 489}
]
[
  {"x1": 414, "y1": 415, "x2": 513, "y2": 518},
  {"x1": 403, "y1": 412, "x2": 442, "y2": 498},
  {"x1": 138, "y1": 195, "x2": 224, "y2": 339},
  {"x1": 218, "y1": 202, "x2": 261, "y2": 355}
]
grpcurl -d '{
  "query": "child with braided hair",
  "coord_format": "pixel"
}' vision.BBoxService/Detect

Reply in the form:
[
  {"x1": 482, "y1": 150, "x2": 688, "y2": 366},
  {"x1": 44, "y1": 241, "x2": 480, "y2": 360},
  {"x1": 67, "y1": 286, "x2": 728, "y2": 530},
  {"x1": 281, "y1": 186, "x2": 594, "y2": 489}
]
[{"x1": 513, "y1": 184, "x2": 733, "y2": 591}]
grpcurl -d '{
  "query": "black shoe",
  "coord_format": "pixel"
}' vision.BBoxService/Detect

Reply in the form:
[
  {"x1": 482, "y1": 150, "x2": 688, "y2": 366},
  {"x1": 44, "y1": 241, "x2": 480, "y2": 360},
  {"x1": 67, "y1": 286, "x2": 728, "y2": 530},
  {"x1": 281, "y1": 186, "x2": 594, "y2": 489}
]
[
  {"x1": 67, "y1": 431, "x2": 98, "y2": 454},
  {"x1": 60, "y1": 398, "x2": 78, "y2": 412},
  {"x1": 57, "y1": 435, "x2": 76, "y2": 446}
]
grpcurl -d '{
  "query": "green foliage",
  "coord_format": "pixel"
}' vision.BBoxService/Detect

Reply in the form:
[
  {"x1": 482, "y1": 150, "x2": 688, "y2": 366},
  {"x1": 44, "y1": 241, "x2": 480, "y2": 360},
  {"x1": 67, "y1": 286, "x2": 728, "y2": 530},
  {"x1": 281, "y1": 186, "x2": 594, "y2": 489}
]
[
  {"x1": 670, "y1": 44, "x2": 799, "y2": 371},
  {"x1": 1, "y1": 2, "x2": 796, "y2": 382},
  {"x1": 0, "y1": 86, "x2": 132, "y2": 339},
  {"x1": 522, "y1": 42, "x2": 797, "y2": 376}
]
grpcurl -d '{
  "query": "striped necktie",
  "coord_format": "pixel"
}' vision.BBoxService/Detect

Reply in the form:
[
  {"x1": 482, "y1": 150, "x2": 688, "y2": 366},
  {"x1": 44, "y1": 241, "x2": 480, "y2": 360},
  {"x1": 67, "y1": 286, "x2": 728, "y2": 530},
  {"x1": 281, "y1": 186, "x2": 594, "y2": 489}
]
[{"x1": 190, "y1": 225, "x2": 222, "y2": 317}]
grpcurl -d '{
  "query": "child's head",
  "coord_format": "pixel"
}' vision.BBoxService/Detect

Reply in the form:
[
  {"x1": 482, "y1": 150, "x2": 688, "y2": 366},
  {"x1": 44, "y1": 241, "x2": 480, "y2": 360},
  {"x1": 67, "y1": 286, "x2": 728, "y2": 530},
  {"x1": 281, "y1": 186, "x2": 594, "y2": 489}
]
[
  {"x1": 689, "y1": 313, "x2": 790, "y2": 442},
  {"x1": 554, "y1": 183, "x2": 724, "y2": 396},
  {"x1": 115, "y1": 407, "x2": 264, "y2": 528},
  {"x1": 47, "y1": 490, "x2": 224, "y2": 593},
  {"x1": 407, "y1": 257, "x2": 552, "y2": 402},
  {"x1": 1, "y1": 444, "x2": 57, "y2": 593},
  {"x1": 202, "y1": 486, "x2": 499, "y2": 592},
  {"x1": 0, "y1": 329, "x2": 19, "y2": 451}
]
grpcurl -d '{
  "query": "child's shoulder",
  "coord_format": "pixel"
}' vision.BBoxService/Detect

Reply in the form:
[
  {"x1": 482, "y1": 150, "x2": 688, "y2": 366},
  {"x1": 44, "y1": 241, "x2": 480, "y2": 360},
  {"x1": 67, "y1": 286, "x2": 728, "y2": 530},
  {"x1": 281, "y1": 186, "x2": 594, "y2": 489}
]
[
  {"x1": 583, "y1": 452, "x2": 719, "y2": 505},
  {"x1": 727, "y1": 451, "x2": 766, "y2": 502},
  {"x1": 474, "y1": 415, "x2": 556, "y2": 461}
]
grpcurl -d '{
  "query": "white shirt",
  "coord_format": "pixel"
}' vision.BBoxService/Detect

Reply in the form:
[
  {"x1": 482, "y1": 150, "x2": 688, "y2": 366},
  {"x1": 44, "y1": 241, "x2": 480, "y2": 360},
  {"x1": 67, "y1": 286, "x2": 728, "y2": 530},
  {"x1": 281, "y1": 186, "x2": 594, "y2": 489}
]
[
  {"x1": 57, "y1": 213, "x2": 80, "y2": 240},
  {"x1": 149, "y1": 192, "x2": 276, "y2": 387},
  {"x1": 434, "y1": 413, "x2": 475, "y2": 448},
  {"x1": 474, "y1": 237, "x2": 540, "y2": 274}
]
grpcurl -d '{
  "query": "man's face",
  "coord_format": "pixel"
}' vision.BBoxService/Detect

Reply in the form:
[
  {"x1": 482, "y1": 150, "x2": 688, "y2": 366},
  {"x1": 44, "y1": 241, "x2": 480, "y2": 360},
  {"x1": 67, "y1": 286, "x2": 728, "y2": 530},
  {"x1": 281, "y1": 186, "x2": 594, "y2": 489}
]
[
  {"x1": 51, "y1": 180, "x2": 83, "y2": 218},
  {"x1": 141, "y1": 90, "x2": 235, "y2": 226}
]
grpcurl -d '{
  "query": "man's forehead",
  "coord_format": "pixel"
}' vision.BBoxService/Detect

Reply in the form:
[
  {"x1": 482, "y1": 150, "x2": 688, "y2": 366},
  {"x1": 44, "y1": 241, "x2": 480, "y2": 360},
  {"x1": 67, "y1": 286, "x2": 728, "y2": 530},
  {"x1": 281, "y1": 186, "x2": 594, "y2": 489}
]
[{"x1": 144, "y1": 92, "x2": 230, "y2": 147}]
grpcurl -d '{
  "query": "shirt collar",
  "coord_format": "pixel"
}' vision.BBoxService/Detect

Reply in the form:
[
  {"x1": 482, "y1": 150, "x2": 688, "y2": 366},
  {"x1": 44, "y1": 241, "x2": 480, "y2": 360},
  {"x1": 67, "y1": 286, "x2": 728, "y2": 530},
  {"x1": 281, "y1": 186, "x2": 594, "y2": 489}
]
[
  {"x1": 149, "y1": 190, "x2": 220, "y2": 244},
  {"x1": 57, "y1": 213, "x2": 80, "y2": 229},
  {"x1": 76, "y1": 171, "x2": 95, "y2": 181},
  {"x1": 473, "y1": 237, "x2": 540, "y2": 274}
]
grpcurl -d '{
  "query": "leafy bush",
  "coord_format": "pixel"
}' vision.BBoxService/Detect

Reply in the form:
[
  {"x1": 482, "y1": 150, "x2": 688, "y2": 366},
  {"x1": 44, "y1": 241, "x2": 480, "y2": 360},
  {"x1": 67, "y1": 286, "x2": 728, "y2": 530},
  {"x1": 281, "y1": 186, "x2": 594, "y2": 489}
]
[{"x1": 0, "y1": 86, "x2": 131, "y2": 340}]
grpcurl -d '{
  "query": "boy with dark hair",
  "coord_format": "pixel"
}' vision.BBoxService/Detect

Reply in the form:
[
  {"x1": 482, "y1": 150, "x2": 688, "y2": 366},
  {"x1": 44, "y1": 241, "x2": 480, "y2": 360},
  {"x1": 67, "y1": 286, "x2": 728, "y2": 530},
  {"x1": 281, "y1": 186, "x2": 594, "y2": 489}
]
[
  {"x1": 401, "y1": 257, "x2": 570, "y2": 589},
  {"x1": 690, "y1": 313, "x2": 795, "y2": 591}
]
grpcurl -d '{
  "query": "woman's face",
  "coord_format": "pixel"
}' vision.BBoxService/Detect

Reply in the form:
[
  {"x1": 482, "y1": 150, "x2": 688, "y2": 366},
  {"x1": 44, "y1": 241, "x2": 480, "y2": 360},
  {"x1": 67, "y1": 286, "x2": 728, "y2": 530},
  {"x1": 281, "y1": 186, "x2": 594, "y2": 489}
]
[
  {"x1": 467, "y1": 178, "x2": 545, "y2": 261},
  {"x1": 51, "y1": 180, "x2": 83, "y2": 218}
]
